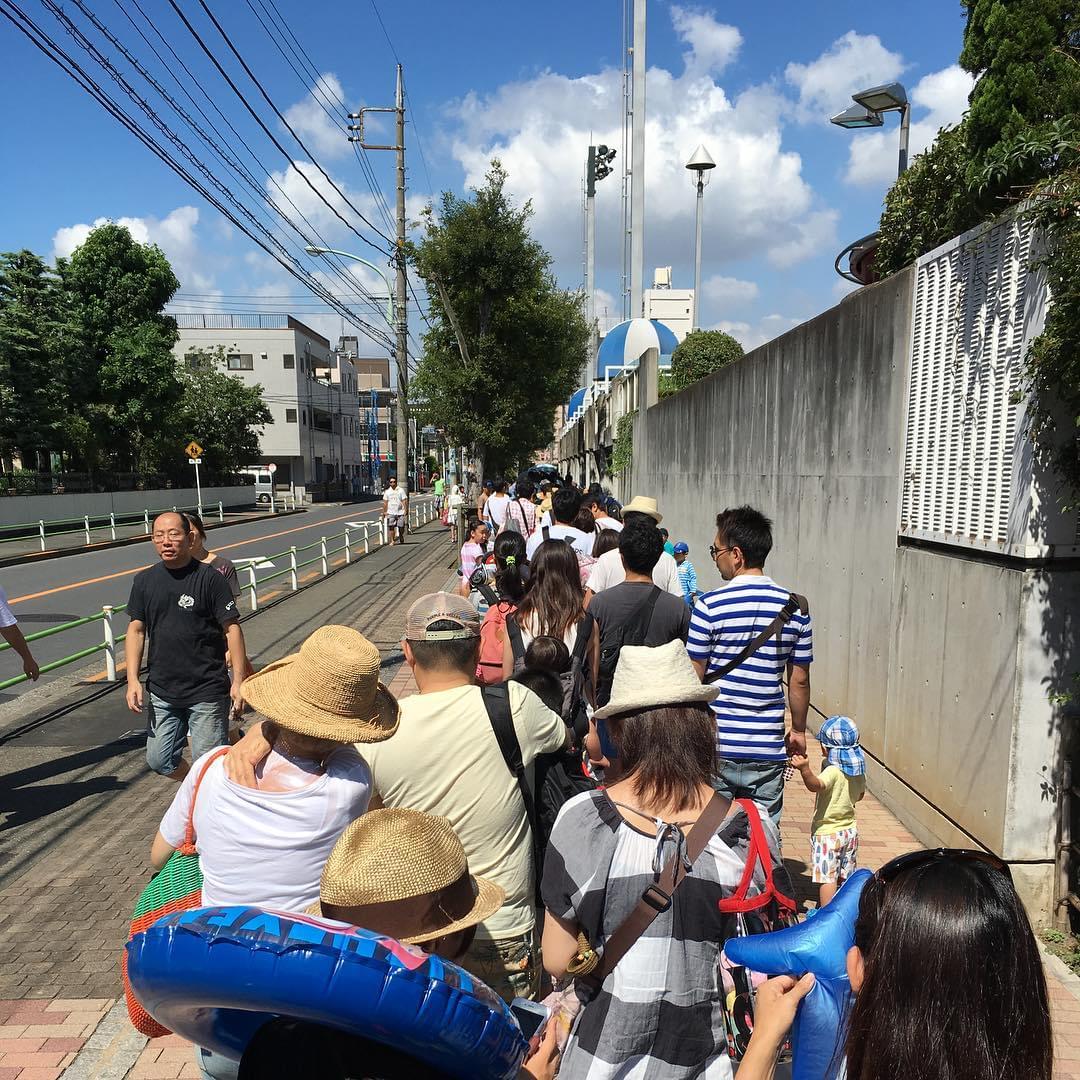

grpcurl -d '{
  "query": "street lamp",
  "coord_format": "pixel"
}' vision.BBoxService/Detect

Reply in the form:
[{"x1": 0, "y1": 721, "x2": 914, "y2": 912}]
[
  {"x1": 303, "y1": 245, "x2": 394, "y2": 325},
  {"x1": 685, "y1": 144, "x2": 715, "y2": 332},
  {"x1": 830, "y1": 81, "x2": 910, "y2": 176}
]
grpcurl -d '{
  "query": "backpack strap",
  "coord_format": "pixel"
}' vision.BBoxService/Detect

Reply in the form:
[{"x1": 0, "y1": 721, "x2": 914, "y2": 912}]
[
  {"x1": 703, "y1": 592, "x2": 805, "y2": 685},
  {"x1": 480, "y1": 685, "x2": 540, "y2": 845},
  {"x1": 578, "y1": 792, "x2": 731, "y2": 995},
  {"x1": 717, "y1": 799, "x2": 797, "y2": 914},
  {"x1": 506, "y1": 612, "x2": 526, "y2": 664},
  {"x1": 516, "y1": 498, "x2": 535, "y2": 537}
]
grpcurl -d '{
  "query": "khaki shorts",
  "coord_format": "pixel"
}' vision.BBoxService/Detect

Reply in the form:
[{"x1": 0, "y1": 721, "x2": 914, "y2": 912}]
[{"x1": 460, "y1": 928, "x2": 540, "y2": 1003}]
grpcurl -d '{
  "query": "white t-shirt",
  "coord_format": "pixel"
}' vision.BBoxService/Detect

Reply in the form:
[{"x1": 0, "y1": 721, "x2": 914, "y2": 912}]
[
  {"x1": 159, "y1": 746, "x2": 372, "y2": 912},
  {"x1": 0, "y1": 586, "x2": 16, "y2": 629},
  {"x1": 362, "y1": 682, "x2": 565, "y2": 940},
  {"x1": 594, "y1": 515, "x2": 623, "y2": 532},
  {"x1": 485, "y1": 493, "x2": 511, "y2": 531},
  {"x1": 519, "y1": 612, "x2": 586, "y2": 655},
  {"x1": 383, "y1": 487, "x2": 407, "y2": 516},
  {"x1": 586, "y1": 547, "x2": 683, "y2": 597},
  {"x1": 525, "y1": 524, "x2": 594, "y2": 561}
]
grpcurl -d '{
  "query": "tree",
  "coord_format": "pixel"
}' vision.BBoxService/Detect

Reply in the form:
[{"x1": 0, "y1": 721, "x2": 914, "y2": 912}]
[
  {"x1": 0, "y1": 251, "x2": 67, "y2": 471},
  {"x1": 666, "y1": 329, "x2": 744, "y2": 393},
  {"x1": 153, "y1": 346, "x2": 273, "y2": 476},
  {"x1": 58, "y1": 223, "x2": 183, "y2": 472},
  {"x1": 875, "y1": 125, "x2": 988, "y2": 278},
  {"x1": 408, "y1": 162, "x2": 590, "y2": 476},
  {"x1": 960, "y1": 0, "x2": 1080, "y2": 188}
]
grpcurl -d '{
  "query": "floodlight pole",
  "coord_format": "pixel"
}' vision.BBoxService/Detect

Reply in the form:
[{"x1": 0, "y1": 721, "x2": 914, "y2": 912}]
[
  {"x1": 586, "y1": 146, "x2": 597, "y2": 383},
  {"x1": 629, "y1": 0, "x2": 646, "y2": 319},
  {"x1": 897, "y1": 103, "x2": 911, "y2": 175}
]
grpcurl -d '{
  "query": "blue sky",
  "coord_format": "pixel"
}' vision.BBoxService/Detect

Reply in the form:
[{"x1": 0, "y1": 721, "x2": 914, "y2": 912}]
[{"x1": 2, "y1": 0, "x2": 970, "y2": 355}]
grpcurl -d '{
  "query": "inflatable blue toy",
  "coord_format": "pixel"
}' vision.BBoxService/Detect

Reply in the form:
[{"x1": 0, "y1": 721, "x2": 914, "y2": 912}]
[
  {"x1": 725, "y1": 869, "x2": 871, "y2": 1080},
  {"x1": 126, "y1": 905, "x2": 527, "y2": 1080}
]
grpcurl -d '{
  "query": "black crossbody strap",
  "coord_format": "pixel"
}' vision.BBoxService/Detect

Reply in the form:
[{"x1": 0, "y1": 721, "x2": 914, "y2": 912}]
[
  {"x1": 703, "y1": 592, "x2": 804, "y2": 685},
  {"x1": 506, "y1": 612, "x2": 526, "y2": 662},
  {"x1": 481, "y1": 685, "x2": 540, "y2": 842}
]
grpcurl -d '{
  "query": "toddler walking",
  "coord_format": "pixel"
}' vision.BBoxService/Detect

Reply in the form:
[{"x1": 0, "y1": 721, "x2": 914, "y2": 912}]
[{"x1": 791, "y1": 714, "x2": 866, "y2": 907}]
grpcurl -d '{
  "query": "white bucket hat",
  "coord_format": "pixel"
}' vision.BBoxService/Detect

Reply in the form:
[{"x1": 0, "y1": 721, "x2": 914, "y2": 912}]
[{"x1": 592, "y1": 639, "x2": 719, "y2": 720}]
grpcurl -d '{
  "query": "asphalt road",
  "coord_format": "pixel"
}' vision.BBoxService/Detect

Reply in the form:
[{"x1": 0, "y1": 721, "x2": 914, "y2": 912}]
[{"x1": 0, "y1": 496, "x2": 436, "y2": 704}]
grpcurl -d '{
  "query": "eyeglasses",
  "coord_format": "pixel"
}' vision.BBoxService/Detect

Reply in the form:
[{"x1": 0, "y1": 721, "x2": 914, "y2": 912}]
[
  {"x1": 152, "y1": 530, "x2": 187, "y2": 542},
  {"x1": 709, "y1": 544, "x2": 731, "y2": 559},
  {"x1": 875, "y1": 847, "x2": 1012, "y2": 885}
]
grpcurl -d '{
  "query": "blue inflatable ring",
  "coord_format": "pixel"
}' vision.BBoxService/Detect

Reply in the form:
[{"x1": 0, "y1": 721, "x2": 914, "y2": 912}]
[{"x1": 126, "y1": 905, "x2": 527, "y2": 1080}]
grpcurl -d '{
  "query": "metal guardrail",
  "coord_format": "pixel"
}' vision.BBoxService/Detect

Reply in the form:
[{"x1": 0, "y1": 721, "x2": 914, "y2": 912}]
[
  {"x1": 0, "y1": 496, "x2": 439, "y2": 691},
  {"x1": 0, "y1": 493, "x2": 300, "y2": 553}
]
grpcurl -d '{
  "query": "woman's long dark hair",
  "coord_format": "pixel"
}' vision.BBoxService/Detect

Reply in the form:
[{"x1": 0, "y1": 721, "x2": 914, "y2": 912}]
[
  {"x1": 604, "y1": 703, "x2": 715, "y2": 812},
  {"x1": 515, "y1": 540, "x2": 583, "y2": 639},
  {"x1": 845, "y1": 857, "x2": 1052, "y2": 1080},
  {"x1": 592, "y1": 527, "x2": 620, "y2": 559},
  {"x1": 493, "y1": 531, "x2": 527, "y2": 603}
]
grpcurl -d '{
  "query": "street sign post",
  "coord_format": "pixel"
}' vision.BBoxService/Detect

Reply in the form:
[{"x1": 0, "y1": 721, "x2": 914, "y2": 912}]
[{"x1": 185, "y1": 441, "x2": 205, "y2": 513}]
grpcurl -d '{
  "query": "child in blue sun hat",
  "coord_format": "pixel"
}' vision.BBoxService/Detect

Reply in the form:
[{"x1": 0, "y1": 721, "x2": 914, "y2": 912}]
[{"x1": 791, "y1": 714, "x2": 866, "y2": 907}]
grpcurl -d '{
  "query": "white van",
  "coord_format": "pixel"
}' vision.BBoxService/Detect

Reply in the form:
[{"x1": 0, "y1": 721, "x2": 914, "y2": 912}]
[{"x1": 240, "y1": 465, "x2": 275, "y2": 504}]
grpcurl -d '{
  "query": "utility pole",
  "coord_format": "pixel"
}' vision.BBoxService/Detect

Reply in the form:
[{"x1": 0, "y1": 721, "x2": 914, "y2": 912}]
[
  {"x1": 585, "y1": 144, "x2": 616, "y2": 384},
  {"x1": 629, "y1": 0, "x2": 646, "y2": 320},
  {"x1": 348, "y1": 65, "x2": 409, "y2": 491}
]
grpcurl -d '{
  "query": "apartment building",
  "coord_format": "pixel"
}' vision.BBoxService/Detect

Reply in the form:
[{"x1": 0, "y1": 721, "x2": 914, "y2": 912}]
[{"x1": 172, "y1": 314, "x2": 363, "y2": 496}]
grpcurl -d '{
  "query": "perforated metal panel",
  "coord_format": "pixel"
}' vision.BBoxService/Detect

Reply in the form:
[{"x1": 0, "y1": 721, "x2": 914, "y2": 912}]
[{"x1": 899, "y1": 213, "x2": 1060, "y2": 555}]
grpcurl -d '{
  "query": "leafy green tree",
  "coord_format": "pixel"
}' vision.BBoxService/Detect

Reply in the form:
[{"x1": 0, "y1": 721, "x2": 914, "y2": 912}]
[
  {"x1": 407, "y1": 162, "x2": 590, "y2": 476},
  {"x1": 961, "y1": 0, "x2": 1080, "y2": 186},
  {"x1": 58, "y1": 223, "x2": 183, "y2": 472},
  {"x1": 0, "y1": 251, "x2": 67, "y2": 471},
  {"x1": 875, "y1": 125, "x2": 988, "y2": 277},
  {"x1": 152, "y1": 345, "x2": 273, "y2": 476},
  {"x1": 667, "y1": 329, "x2": 744, "y2": 393}
]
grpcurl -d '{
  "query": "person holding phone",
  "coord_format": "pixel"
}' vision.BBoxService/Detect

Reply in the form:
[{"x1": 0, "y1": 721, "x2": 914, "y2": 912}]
[{"x1": 126, "y1": 511, "x2": 249, "y2": 781}]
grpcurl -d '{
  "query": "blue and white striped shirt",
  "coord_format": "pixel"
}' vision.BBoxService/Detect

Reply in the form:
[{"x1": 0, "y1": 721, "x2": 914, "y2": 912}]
[{"x1": 687, "y1": 575, "x2": 813, "y2": 762}]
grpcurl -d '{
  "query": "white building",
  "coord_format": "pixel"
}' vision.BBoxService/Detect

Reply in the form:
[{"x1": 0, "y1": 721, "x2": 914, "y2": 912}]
[{"x1": 172, "y1": 314, "x2": 362, "y2": 497}]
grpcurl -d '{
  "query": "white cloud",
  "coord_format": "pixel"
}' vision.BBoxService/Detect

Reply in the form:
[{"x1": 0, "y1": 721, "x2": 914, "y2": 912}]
[
  {"x1": 52, "y1": 206, "x2": 213, "y2": 290},
  {"x1": 844, "y1": 64, "x2": 974, "y2": 186},
  {"x1": 702, "y1": 274, "x2": 759, "y2": 307},
  {"x1": 444, "y1": 7, "x2": 837, "y2": 284},
  {"x1": 282, "y1": 73, "x2": 351, "y2": 160},
  {"x1": 715, "y1": 313, "x2": 803, "y2": 351},
  {"x1": 671, "y1": 6, "x2": 742, "y2": 77},
  {"x1": 785, "y1": 31, "x2": 906, "y2": 122}
]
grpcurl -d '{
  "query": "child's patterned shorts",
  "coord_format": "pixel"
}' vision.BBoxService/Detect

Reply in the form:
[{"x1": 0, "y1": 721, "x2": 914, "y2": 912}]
[{"x1": 811, "y1": 826, "x2": 859, "y2": 884}]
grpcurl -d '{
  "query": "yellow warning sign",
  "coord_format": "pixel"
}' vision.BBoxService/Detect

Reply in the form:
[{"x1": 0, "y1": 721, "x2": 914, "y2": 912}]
[{"x1": 185, "y1": 440, "x2": 204, "y2": 459}]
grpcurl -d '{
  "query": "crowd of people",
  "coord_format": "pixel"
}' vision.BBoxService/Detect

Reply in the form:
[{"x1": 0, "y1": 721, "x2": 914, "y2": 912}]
[{"x1": 127, "y1": 482, "x2": 1051, "y2": 1079}]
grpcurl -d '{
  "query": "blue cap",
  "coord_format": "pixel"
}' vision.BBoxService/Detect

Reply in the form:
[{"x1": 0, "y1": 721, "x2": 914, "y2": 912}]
[
  {"x1": 817, "y1": 715, "x2": 865, "y2": 777},
  {"x1": 672, "y1": 541, "x2": 689, "y2": 555}
]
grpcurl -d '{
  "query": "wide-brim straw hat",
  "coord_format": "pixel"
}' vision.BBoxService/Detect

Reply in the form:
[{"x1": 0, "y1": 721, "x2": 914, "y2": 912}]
[
  {"x1": 242, "y1": 625, "x2": 399, "y2": 744},
  {"x1": 621, "y1": 495, "x2": 663, "y2": 523},
  {"x1": 593, "y1": 639, "x2": 718, "y2": 720},
  {"x1": 308, "y1": 809, "x2": 505, "y2": 944}
]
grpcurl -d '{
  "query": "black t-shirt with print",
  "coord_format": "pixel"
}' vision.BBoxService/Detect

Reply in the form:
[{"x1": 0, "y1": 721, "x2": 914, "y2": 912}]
[{"x1": 127, "y1": 559, "x2": 239, "y2": 705}]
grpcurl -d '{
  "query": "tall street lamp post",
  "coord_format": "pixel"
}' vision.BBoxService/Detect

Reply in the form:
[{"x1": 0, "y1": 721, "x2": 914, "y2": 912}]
[{"x1": 685, "y1": 144, "x2": 715, "y2": 332}]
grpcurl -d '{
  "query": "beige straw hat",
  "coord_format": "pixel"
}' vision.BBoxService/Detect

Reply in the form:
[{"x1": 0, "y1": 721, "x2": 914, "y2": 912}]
[
  {"x1": 592, "y1": 639, "x2": 719, "y2": 720},
  {"x1": 310, "y1": 808, "x2": 505, "y2": 944},
  {"x1": 242, "y1": 625, "x2": 399, "y2": 744},
  {"x1": 620, "y1": 495, "x2": 663, "y2": 523}
]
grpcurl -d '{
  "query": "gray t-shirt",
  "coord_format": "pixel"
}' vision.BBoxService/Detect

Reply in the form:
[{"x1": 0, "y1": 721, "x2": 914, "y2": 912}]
[{"x1": 587, "y1": 580, "x2": 691, "y2": 648}]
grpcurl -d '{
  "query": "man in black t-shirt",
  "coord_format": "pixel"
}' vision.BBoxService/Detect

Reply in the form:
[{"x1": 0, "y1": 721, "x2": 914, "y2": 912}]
[{"x1": 126, "y1": 512, "x2": 249, "y2": 781}]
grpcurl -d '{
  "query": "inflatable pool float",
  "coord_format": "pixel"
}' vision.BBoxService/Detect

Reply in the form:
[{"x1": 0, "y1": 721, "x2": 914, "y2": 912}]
[
  {"x1": 126, "y1": 905, "x2": 527, "y2": 1080},
  {"x1": 725, "y1": 869, "x2": 871, "y2": 1080}
]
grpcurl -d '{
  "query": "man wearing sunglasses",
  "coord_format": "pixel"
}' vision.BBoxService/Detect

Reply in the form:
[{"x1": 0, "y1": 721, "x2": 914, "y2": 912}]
[{"x1": 687, "y1": 505, "x2": 812, "y2": 825}]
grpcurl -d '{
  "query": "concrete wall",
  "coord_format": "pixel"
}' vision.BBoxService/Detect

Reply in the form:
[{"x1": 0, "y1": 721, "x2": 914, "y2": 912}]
[
  {"x1": 0, "y1": 485, "x2": 255, "y2": 528},
  {"x1": 626, "y1": 266, "x2": 1077, "y2": 921}
]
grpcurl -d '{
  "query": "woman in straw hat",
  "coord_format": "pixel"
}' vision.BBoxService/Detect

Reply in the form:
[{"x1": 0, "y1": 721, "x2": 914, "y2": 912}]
[
  {"x1": 539, "y1": 640, "x2": 788, "y2": 1080},
  {"x1": 151, "y1": 625, "x2": 398, "y2": 914}
]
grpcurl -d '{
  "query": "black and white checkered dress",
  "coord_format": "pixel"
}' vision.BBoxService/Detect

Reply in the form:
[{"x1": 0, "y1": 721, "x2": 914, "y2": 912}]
[{"x1": 541, "y1": 790, "x2": 783, "y2": 1079}]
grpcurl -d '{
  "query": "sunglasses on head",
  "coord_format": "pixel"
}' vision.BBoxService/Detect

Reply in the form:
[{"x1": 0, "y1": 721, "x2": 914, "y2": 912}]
[{"x1": 875, "y1": 847, "x2": 1011, "y2": 885}]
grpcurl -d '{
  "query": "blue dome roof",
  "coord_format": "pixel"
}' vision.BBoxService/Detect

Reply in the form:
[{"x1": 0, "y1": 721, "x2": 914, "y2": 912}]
[
  {"x1": 566, "y1": 386, "x2": 588, "y2": 419},
  {"x1": 597, "y1": 319, "x2": 679, "y2": 380}
]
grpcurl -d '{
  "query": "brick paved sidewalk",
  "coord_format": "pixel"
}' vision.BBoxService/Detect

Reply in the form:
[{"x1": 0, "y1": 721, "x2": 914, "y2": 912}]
[{"x1": 5, "y1": 557, "x2": 1077, "y2": 1077}]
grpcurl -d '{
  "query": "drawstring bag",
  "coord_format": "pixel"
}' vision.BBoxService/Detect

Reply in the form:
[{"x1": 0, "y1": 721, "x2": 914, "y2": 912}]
[
  {"x1": 718, "y1": 798, "x2": 799, "y2": 1060},
  {"x1": 122, "y1": 747, "x2": 228, "y2": 1037}
]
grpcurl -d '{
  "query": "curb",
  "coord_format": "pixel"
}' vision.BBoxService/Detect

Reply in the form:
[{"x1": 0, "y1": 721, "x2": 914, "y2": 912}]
[{"x1": 0, "y1": 509, "x2": 306, "y2": 568}]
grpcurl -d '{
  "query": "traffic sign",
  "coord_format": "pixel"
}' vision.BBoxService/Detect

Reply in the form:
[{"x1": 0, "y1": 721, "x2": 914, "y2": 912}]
[
  {"x1": 185, "y1": 440, "x2": 204, "y2": 458},
  {"x1": 268, "y1": 462, "x2": 277, "y2": 473},
  {"x1": 188, "y1": 458, "x2": 202, "y2": 465}
]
